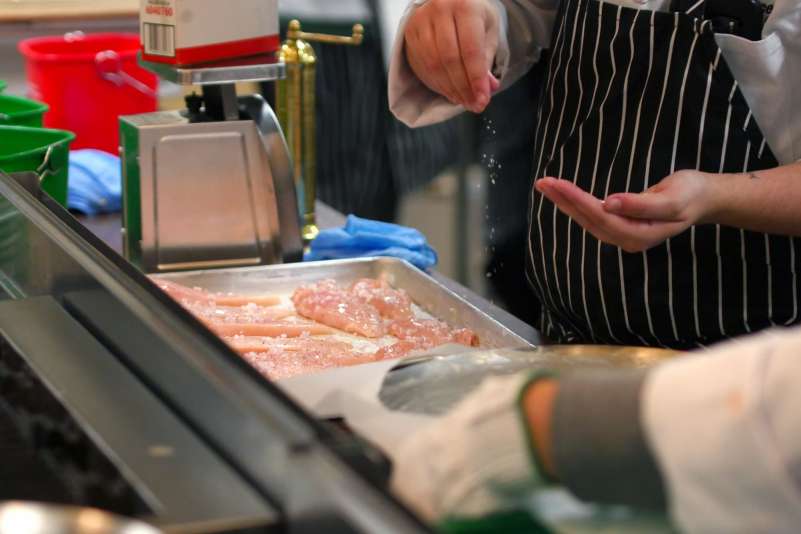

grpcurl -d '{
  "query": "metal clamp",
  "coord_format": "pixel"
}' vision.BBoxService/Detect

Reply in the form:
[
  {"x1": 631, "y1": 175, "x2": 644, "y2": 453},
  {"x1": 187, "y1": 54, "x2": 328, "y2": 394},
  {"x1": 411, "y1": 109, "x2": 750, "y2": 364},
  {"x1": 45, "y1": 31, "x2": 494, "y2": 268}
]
[{"x1": 35, "y1": 145, "x2": 55, "y2": 185}]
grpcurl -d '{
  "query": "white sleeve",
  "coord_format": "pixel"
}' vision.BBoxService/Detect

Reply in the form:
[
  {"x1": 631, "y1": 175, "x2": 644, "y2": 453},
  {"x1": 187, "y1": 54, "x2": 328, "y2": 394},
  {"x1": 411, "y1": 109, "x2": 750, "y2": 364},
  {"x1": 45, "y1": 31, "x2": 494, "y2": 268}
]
[
  {"x1": 388, "y1": 0, "x2": 559, "y2": 128},
  {"x1": 643, "y1": 328, "x2": 801, "y2": 534},
  {"x1": 496, "y1": 0, "x2": 560, "y2": 87}
]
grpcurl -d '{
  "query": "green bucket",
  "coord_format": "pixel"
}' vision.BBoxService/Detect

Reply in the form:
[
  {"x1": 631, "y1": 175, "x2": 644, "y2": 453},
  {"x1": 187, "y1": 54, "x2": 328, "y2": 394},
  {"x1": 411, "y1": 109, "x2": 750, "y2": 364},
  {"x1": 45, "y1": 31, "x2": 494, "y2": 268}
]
[
  {"x1": 0, "y1": 126, "x2": 74, "y2": 206},
  {"x1": 0, "y1": 94, "x2": 49, "y2": 127}
]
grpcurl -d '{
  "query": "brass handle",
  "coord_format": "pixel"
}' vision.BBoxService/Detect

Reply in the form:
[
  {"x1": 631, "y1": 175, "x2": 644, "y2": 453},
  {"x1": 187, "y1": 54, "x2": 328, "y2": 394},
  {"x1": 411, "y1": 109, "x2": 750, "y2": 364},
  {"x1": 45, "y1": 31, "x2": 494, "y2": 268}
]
[
  {"x1": 278, "y1": 19, "x2": 364, "y2": 244},
  {"x1": 286, "y1": 19, "x2": 364, "y2": 46}
]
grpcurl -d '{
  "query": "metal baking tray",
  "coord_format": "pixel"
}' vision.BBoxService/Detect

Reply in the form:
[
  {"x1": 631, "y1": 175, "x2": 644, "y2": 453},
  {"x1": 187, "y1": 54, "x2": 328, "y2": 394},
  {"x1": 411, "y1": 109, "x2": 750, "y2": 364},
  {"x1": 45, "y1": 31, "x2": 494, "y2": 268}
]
[{"x1": 153, "y1": 257, "x2": 537, "y2": 351}]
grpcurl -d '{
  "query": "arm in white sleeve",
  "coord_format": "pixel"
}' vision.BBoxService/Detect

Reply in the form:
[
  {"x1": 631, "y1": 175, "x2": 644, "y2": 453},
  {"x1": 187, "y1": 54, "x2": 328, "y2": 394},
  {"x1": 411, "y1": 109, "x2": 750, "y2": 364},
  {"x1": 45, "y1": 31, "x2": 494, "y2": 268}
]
[
  {"x1": 388, "y1": 0, "x2": 559, "y2": 128},
  {"x1": 643, "y1": 329, "x2": 801, "y2": 533},
  {"x1": 551, "y1": 327, "x2": 801, "y2": 532}
]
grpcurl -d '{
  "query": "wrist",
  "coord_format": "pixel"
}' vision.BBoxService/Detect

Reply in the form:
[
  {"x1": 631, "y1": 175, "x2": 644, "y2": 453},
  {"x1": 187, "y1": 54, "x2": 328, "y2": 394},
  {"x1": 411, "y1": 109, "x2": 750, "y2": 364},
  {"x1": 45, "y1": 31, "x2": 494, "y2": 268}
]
[
  {"x1": 696, "y1": 171, "x2": 732, "y2": 225},
  {"x1": 522, "y1": 379, "x2": 559, "y2": 481}
]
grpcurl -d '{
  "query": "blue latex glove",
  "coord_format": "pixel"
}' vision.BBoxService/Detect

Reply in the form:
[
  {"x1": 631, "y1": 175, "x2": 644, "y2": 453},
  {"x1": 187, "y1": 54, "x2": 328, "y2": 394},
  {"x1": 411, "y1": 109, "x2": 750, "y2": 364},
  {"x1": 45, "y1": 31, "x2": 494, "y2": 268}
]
[
  {"x1": 67, "y1": 149, "x2": 121, "y2": 215},
  {"x1": 305, "y1": 215, "x2": 438, "y2": 270}
]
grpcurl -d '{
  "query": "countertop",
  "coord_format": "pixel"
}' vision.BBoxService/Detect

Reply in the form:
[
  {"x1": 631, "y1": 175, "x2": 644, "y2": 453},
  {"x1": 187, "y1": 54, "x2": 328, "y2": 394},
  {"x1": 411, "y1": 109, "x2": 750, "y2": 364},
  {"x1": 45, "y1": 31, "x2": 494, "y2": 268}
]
[{"x1": 79, "y1": 201, "x2": 346, "y2": 256}]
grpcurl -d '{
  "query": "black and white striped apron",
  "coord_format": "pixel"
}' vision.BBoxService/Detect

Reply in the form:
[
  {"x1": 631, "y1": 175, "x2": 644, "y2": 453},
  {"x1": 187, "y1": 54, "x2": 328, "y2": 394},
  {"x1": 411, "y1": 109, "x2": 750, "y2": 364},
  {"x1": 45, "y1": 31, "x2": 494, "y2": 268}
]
[{"x1": 527, "y1": 0, "x2": 801, "y2": 349}]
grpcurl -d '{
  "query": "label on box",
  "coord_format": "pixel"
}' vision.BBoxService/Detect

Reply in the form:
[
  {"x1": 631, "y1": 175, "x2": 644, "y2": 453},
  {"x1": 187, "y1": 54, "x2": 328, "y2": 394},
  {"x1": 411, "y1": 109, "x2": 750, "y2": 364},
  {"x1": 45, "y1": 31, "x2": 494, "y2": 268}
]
[
  {"x1": 142, "y1": 0, "x2": 176, "y2": 57},
  {"x1": 140, "y1": 0, "x2": 279, "y2": 66}
]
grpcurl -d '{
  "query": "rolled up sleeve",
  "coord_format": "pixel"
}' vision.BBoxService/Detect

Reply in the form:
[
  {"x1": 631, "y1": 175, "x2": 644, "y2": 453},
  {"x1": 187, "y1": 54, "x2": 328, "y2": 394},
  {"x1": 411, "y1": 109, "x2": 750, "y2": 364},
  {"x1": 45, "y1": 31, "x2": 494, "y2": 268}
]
[
  {"x1": 496, "y1": 0, "x2": 560, "y2": 88},
  {"x1": 643, "y1": 329, "x2": 801, "y2": 533}
]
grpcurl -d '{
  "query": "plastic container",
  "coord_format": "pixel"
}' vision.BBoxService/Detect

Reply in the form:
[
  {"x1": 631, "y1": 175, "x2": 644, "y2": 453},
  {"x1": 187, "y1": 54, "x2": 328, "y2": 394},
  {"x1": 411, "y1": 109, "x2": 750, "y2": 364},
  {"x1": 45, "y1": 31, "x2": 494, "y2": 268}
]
[
  {"x1": 18, "y1": 33, "x2": 158, "y2": 154},
  {"x1": 0, "y1": 94, "x2": 49, "y2": 127},
  {"x1": 0, "y1": 126, "x2": 75, "y2": 206}
]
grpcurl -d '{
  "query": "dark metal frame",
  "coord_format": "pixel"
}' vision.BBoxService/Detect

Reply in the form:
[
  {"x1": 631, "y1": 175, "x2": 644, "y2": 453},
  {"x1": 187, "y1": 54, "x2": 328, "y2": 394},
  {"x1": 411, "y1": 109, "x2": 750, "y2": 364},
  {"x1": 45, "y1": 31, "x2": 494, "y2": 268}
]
[{"x1": 0, "y1": 171, "x2": 429, "y2": 534}]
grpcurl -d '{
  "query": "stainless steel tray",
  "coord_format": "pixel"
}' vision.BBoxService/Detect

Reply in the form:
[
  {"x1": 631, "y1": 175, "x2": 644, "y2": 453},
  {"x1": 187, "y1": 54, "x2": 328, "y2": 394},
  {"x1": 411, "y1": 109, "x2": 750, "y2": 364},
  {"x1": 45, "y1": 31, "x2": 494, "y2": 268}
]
[{"x1": 153, "y1": 257, "x2": 536, "y2": 350}]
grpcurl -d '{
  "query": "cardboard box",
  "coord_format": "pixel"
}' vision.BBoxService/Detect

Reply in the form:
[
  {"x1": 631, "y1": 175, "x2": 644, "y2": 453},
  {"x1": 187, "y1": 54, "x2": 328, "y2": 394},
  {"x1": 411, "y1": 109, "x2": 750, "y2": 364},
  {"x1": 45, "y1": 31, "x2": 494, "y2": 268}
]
[{"x1": 140, "y1": 0, "x2": 279, "y2": 66}]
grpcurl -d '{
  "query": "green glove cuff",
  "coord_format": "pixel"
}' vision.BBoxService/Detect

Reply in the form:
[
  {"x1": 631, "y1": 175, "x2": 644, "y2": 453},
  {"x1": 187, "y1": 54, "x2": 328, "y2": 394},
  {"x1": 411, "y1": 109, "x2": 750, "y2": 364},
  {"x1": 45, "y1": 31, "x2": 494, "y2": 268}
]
[
  {"x1": 439, "y1": 509, "x2": 550, "y2": 534},
  {"x1": 516, "y1": 370, "x2": 560, "y2": 486}
]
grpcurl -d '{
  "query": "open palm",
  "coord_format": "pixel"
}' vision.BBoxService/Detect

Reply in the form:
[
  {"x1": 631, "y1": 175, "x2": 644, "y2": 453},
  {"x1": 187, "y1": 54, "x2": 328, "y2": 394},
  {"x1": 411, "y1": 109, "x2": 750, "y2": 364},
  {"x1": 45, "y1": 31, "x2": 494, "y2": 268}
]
[{"x1": 535, "y1": 171, "x2": 712, "y2": 253}]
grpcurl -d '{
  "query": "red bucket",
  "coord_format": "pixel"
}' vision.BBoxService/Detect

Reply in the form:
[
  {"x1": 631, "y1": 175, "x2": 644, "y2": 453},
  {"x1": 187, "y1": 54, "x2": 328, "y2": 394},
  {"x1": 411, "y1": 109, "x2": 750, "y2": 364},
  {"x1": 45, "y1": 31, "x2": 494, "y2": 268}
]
[{"x1": 18, "y1": 32, "x2": 158, "y2": 154}]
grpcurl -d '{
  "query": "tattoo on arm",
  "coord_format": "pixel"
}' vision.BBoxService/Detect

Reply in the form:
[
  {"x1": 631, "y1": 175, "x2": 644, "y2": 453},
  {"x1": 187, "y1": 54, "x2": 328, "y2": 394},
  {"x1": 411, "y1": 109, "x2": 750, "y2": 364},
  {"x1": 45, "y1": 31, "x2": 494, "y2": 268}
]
[{"x1": 748, "y1": 172, "x2": 761, "y2": 180}]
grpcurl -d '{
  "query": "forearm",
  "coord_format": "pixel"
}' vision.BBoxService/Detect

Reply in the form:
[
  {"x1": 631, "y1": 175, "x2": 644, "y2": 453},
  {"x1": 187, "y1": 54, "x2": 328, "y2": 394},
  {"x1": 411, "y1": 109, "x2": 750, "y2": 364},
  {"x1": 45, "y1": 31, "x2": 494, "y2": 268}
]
[{"x1": 706, "y1": 161, "x2": 801, "y2": 235}]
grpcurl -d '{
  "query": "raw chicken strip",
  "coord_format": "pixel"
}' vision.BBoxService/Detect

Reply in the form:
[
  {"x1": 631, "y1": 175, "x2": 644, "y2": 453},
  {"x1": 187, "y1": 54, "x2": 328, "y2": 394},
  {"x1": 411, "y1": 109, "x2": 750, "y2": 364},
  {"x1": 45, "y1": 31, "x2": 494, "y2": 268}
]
[
  {"x1": 153, "y1": 278, "x2": 281, "y2": 307},
  {"x1": 451, "y1": 328, "x2": 481, "y2": 347},
  {"x1": 182, "y1": 302, "x2": 295, "y2": 325},
  {"x1": 292, "y1": 279, "x2": 386, "y2": 338},
  {"x1": 389, "y1": 318, "x2": 480, "y2": 347},
  {"x1": 227, "y1": 336, "x2": 350, "y2": 354},
  {"x1": 232, "y1": 337, "x2": 378, "y2": 380},
  {"x1": 375, "y1": 319, "x2": 480, "y2": 360},
  {"x1": 209, "y1": 320, "x2": 336, "y2": 338},
  {"x1": 373, "y1": 340, "x2": 420, "y2": 360},
  {"x1": 350, "y1": 278, "x2": 413, "y2": 320}
]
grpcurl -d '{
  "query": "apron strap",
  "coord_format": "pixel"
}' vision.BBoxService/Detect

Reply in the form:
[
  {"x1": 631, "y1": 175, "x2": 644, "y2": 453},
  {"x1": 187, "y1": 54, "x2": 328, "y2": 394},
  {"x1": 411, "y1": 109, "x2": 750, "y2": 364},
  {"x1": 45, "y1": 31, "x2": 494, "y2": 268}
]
[
  {"x1": 670, "y1": 0, "x2": 770, "y2": 39},
  {"x1": 672, "y1": 0, "x2": 706, "y2": 15}
]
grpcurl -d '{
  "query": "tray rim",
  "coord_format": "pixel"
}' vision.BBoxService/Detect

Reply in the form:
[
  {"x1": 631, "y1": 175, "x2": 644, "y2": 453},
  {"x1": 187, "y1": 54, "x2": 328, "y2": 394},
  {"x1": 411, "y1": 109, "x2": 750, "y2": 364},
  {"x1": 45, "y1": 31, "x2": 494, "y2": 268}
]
[{"x1": 153, "y1": 256, "x2": 541, "y2": 349}]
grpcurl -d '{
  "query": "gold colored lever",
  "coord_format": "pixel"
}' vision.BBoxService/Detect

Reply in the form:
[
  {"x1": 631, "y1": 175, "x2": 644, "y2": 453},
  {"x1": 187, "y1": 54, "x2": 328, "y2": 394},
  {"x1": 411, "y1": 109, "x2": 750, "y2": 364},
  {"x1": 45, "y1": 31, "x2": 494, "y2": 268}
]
[
  {"x1": 286, "y1": 19, "x2": 365, "y2": 46},
  {"x1": 277, "y1": 20, "x2": 364, "y2": 245}
]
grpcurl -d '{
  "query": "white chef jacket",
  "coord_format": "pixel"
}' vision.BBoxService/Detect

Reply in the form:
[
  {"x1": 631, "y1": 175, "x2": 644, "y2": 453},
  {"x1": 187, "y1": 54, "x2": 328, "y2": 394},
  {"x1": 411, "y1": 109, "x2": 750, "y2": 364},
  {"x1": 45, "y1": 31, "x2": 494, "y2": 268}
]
[
  {"x1": 644, "y1": 327, "x2": 801, "y2": 533},
  {"x1": 388, "y1": 0, "x2": 801, "y2": 165}
]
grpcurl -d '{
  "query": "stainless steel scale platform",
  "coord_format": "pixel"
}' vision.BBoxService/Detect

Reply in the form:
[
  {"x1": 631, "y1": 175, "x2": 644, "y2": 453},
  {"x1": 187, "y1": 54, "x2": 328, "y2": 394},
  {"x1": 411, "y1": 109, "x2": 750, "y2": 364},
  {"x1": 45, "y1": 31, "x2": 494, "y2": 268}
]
[{"x1": 121, "y1": 54, "x2": 303, "y2": 274}]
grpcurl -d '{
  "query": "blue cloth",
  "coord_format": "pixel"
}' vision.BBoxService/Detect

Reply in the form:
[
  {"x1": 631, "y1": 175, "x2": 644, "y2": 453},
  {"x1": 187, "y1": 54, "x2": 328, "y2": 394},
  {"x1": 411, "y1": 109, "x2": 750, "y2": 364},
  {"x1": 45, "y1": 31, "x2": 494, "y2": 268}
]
[
  {"x1": 67, "y1": 149, "x2": 121, "y2": 215},
  {"x1": 305, "y1": 215, "x2": 438, "y2": 270}
]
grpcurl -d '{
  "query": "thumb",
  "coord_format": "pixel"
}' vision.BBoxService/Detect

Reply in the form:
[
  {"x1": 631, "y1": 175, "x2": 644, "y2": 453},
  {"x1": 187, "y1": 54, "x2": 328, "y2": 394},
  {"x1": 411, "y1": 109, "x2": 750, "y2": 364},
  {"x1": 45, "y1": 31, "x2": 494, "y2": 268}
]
[
  {"x1": 603, "y1": 192, "x2": 682, "y2": 221},
  {"x1": 489, "y1": 72, "x2": 501, "y2": 92}
]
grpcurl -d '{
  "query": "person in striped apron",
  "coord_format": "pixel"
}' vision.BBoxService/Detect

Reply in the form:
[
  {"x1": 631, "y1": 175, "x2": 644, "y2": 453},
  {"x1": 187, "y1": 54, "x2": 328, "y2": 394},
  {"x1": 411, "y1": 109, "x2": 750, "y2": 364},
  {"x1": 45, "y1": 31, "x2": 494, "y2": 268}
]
[{"x1": 390, "y1": 0, "x2": 801, "y2": 349}]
